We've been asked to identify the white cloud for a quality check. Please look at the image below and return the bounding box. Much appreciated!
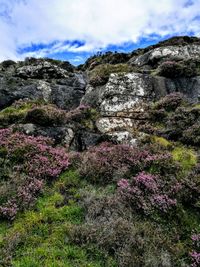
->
[0,0,200,61]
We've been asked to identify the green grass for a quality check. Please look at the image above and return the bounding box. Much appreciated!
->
[172,146,197,171]
[152,136,172,148]
[88,63,132,86]
[0,170,116,267]
[0,100,43,126]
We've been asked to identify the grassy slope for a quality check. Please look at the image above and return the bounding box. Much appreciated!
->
[0,170,116,267]
[0,94,200,266]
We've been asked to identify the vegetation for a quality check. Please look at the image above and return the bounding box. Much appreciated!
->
[88,63,134,86]
[142,93,200,146]
[0,93,200,266]
[157,60,200,78]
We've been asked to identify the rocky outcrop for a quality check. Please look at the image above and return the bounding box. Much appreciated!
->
[82,69,200,144]
[0,59,86,110]
[1,36,200,147]
[130,45,200,66]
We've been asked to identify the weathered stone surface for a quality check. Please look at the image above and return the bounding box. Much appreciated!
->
[130,45,200,66]
[0,60,86,110]
[50,73,86,110]
[96,117,134,133]
[15,61,67,79]
[106,131,148,145]
[82,72,153,112]
[16,123,69,144]
[152,76,200,101]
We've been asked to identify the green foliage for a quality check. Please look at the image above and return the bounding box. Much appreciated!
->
[88,63,133,86]
[1,92,200,266]
[157,60,199,78]
[0,101,37,126]
[80,108,100,130]
[151,136,172,148]
[25,104,66,126]
[0,170,115,267]
[172,146,197,171]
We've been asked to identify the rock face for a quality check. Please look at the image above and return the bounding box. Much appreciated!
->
[1,36,200,148]
[0,58,86,110]
[130,45,200,66]
[82,72,200,144]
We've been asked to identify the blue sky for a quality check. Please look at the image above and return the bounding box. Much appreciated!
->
[0,0,200,65]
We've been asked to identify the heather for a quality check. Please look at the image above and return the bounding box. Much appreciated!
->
[0,78,200,267]
[1,121,200,265]
[0,128,69,219]
[141,93,200,146]
[72,142,173,184]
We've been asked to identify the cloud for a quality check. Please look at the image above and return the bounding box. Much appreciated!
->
[0,0,200,61]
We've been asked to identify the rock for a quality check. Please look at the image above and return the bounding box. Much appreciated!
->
[152,76,200,101]
[106,131,138,145]
[0,79,44,109]
[130,45,200,66]
[15,123,69,144]
[96,117,134,133]
[15,60,67,79]
[63,128,75,146]
[36,81,52,102]
[0,59,86,110]
[50,73,86,110]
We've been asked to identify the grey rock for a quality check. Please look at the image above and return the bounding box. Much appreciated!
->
[130,45,200,66]
[0,60,86,110]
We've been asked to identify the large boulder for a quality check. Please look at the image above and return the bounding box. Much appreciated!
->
[82,69,200,144]
[0,59,86,110]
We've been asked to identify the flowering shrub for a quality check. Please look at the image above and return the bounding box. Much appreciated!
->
[158,60,197,78]
[153,92,185,112]
[0,99,92,129]
[182,122,200,146]
[165,106,200,142]
[118,172,180,214]
[190,232,200,267]
[65,104,91,123]
[0,128,69,219]
[73,142,172,184]
[190,252,200,267]
[26,103,93,126]
[146,94,200,146]
[25,104,66,126]
[158,61,184,78]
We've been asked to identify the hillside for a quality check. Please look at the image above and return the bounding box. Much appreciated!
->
[0,36,200,266]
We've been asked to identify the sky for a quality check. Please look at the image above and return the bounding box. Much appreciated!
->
[0,0,200,65]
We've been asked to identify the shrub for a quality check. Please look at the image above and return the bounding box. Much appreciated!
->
[25,105,66,126]
[147,95,200,146]
[73,142,171,184]
[189,232,200,267]
[151,136,172,148]
[88,63,131,86]
[153,92,185,112]
[158,60,197,78]
[1,60,16,69]
[0,174,114,267]
[82,51,130,71]
[0,100,39,127]
[182,123,200,146]
[118,172,179,215]
[71,218,177,267]
[0,128,69,219]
